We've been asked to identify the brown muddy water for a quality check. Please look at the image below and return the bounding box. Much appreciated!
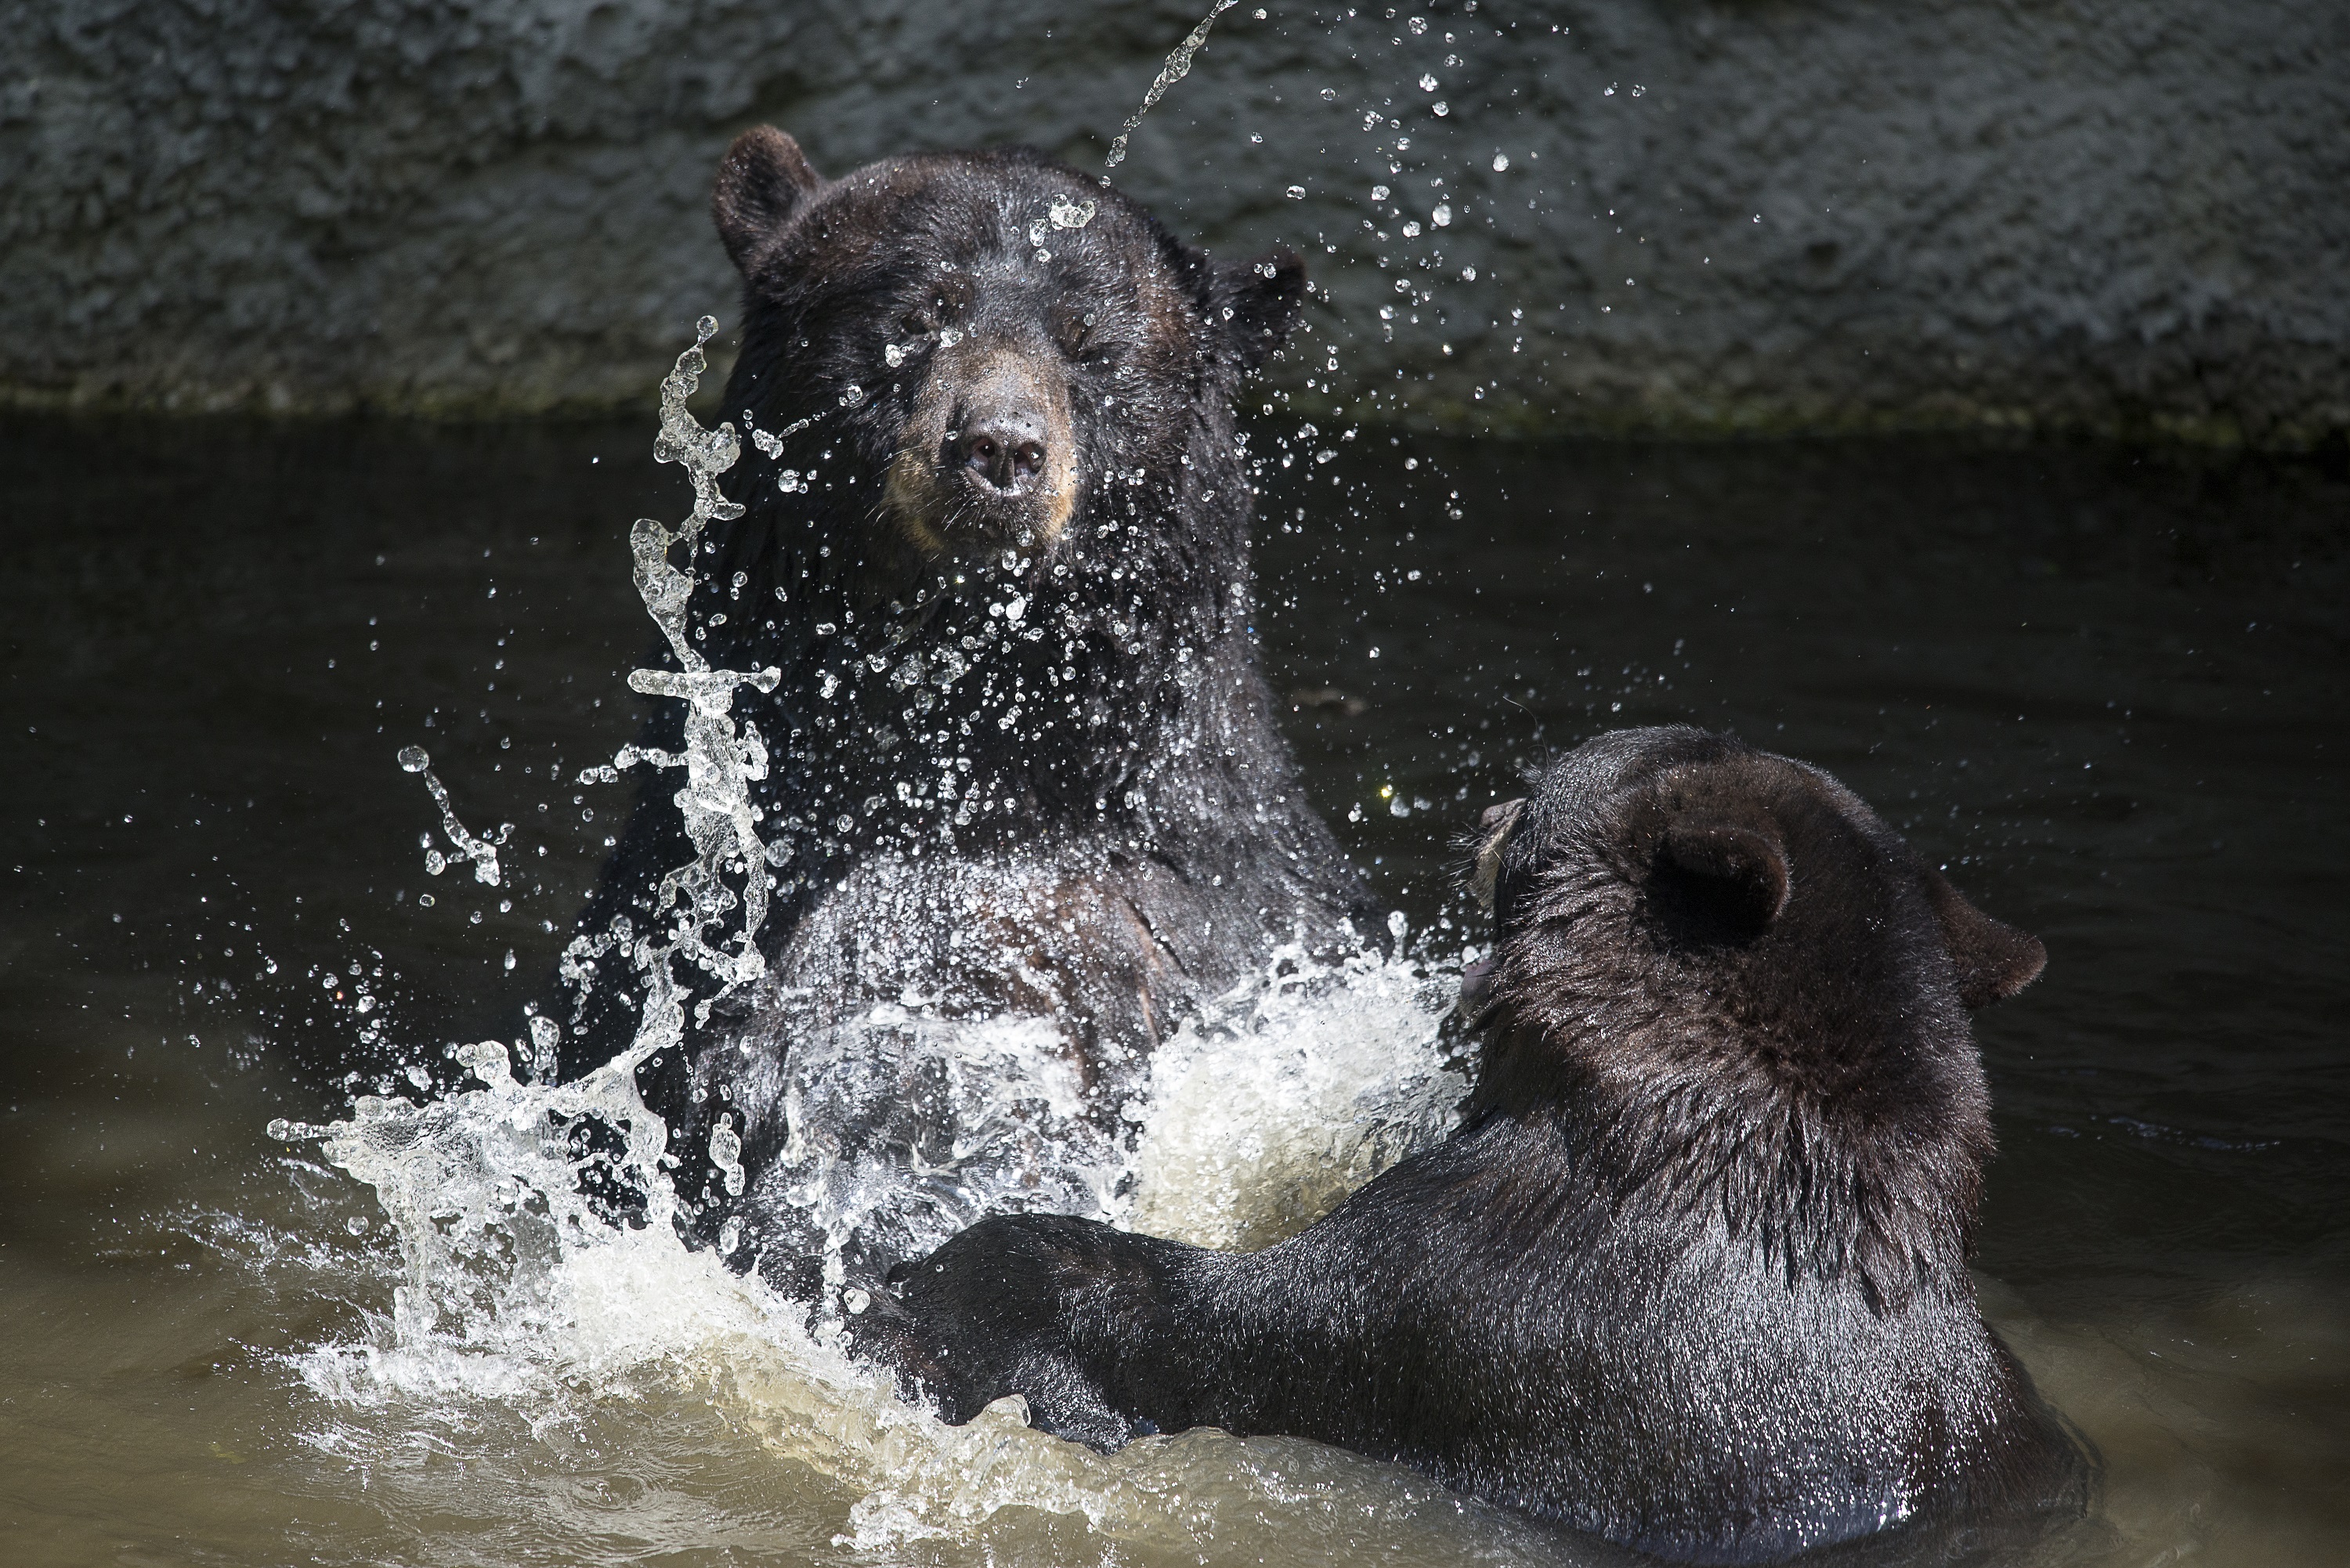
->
[2,414,2344,1566]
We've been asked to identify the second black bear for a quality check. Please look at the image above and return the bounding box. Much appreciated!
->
[860,728,2089,1563]
[562,129,1370,1274]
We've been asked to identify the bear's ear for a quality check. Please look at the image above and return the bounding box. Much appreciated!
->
[1923,869,2046,1008]
[1651,814,1791,943]
[1209,249,1307,370]
[713,127,823,276]
[1469,797,1527,915]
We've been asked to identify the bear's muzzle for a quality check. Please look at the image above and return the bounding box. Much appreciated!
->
[885,338,1076,556]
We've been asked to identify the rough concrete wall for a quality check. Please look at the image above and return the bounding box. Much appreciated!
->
[3,0,2343,443]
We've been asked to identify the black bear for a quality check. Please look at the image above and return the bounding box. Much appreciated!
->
[859,727,2090,1563]
[562,128,1369,1276]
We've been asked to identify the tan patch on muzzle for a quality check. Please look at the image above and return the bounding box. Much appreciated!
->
[883,339,1076,558]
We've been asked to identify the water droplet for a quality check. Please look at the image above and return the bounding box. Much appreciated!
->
[1285,185,1307,200]
[1492,153,1509,172]
[398,746,429,772]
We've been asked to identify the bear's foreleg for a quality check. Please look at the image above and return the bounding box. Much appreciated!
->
[859,1212,1224,1449]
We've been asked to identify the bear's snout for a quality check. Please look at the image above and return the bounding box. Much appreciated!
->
[949,407,1050,495]
[885,341,1076,555]
[940,348,1065,508]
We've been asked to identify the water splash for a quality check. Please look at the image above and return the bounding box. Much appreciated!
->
[270,316,1472,1549]
[396,745,507,886]
[1029,194,1101,247]
[598,314,780,1001]
[280,319,783,1338]
[270,939,1465,1553]
[772,1025,1096,1295]
[294,991,685,1347]
[1126,939,1464,1251]
[1104,0,1238,172]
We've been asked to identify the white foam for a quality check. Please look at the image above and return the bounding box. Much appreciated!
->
[1125,939,1465,1251]
[268,944,1459,1548]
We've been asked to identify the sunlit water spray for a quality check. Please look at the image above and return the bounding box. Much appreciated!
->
[263,320,1470,1547]
[1104,0,1238,172]
[396,745,508,887]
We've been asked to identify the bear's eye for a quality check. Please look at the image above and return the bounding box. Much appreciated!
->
[916,276,973,331]
[1061,311,1111,363]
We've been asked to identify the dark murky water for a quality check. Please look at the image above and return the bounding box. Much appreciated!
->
[2,414,2344,1564]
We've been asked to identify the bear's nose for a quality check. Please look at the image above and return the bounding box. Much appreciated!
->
[951,417,1048,494]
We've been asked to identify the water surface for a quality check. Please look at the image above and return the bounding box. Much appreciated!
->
[2,415,2343,1564]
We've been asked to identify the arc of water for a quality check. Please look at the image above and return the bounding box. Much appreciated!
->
[613,316,782,1000]
[294,320,785,1274]
[1104,0,1238,172]
[396,316,781,1050]
[398,745,506,886]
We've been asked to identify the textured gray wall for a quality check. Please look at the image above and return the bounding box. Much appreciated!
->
[4,0,2344,443]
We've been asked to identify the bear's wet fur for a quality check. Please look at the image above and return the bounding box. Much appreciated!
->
[562,129,1369,1271]
[859,727,2090,1563]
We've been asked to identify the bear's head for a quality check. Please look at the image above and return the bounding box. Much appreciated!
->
[667,128,1324,869]
[709,126,1303,569]
[1462,727,2046,1309]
